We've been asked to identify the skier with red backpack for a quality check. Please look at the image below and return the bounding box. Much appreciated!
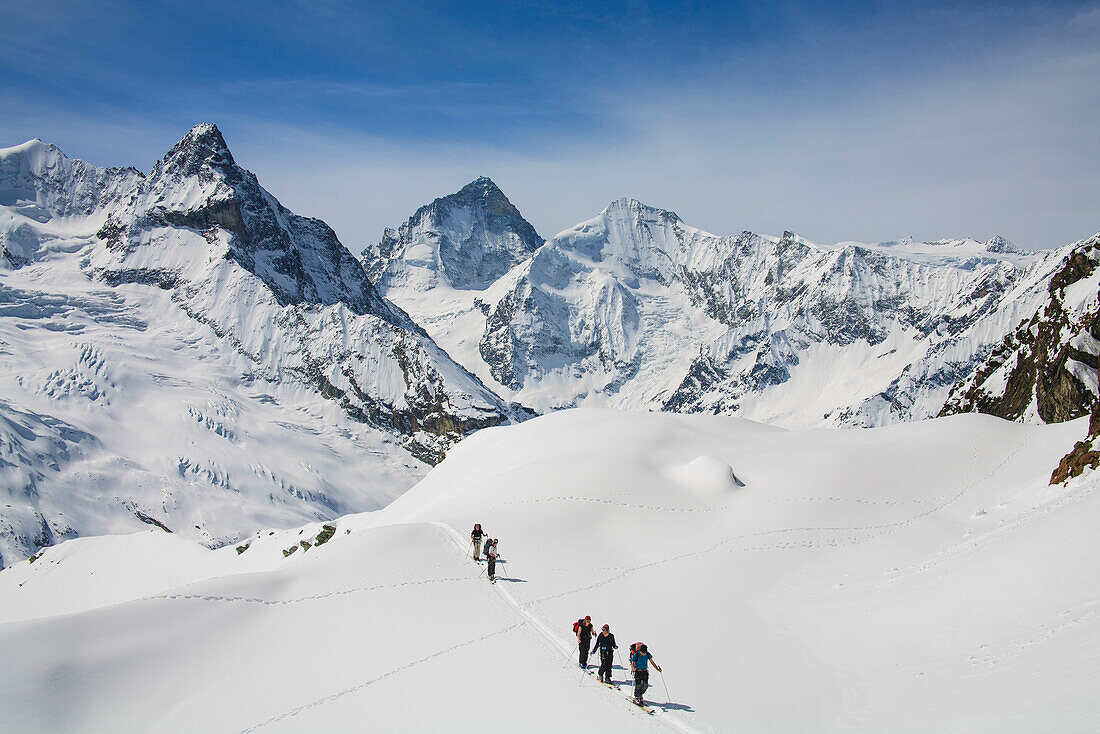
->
[628,642,661,705]
[573,615,595,668]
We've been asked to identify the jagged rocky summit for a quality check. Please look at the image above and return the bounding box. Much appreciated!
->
[0,124,524,567]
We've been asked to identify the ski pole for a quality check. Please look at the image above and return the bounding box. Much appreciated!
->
[659,668,671,703]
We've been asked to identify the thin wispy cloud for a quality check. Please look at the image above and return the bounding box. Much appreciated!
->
[1,1,1095,250]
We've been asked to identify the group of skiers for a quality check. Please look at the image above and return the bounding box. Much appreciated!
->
[574,615,662,706]
[470,523,663,708]
[470,523,500,581]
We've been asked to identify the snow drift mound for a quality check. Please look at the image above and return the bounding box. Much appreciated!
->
[666,455,744,492]
[2,409,1099,733]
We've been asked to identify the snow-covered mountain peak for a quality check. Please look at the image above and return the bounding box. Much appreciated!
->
[451,176,516,212]
[0,137,142,224]
[546,197,704,286]
[1,138,54,164]
[157,122,235,177]
[985,234,1021,254]
[364,176,543,292]
[601,196,682,225]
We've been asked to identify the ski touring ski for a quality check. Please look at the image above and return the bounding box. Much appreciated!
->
[626,696,656,714]
[587,670,617,689]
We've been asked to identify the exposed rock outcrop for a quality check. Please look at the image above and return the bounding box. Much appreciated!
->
[942,234,1100,424]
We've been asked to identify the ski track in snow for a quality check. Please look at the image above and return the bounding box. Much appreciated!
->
[428,521,705,734]
[144,576,477,606]
[967,599,1100,667]
[237,620,528,733]
[524,428,1035,607]
[499,494,927,513]
[886,473,1097,581]
[498,496,718,512]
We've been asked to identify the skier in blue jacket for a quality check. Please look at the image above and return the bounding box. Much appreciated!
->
[629,643,661,705]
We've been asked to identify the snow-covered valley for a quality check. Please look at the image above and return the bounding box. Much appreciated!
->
[2,409,1097,733]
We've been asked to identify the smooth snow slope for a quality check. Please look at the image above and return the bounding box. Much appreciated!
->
[2,409,1098,733]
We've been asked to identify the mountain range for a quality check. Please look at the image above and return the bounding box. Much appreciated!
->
[361,175,1098,430]
[1,122,1097,566]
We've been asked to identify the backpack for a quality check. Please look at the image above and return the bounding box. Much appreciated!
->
[573,620,583,634]
[629,642,646,659]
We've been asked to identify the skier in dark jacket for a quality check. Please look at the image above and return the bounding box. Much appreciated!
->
[471,523,484,561]
[629,643,661,705]
[590,624,617,683]
[575,615,595,668]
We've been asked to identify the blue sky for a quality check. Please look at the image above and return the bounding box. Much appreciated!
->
[2,1,1097,250]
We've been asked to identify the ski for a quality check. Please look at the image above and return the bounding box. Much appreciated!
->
[587,670,617,688]
[626,696,656,714]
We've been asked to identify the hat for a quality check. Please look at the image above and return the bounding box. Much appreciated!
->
[585,615,591,621]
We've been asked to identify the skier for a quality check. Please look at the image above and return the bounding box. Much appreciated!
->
[629,643,661,705]
[573,615,595,669]
[486,538,499,582]
[471,523,484,561]
[590,623,617,683]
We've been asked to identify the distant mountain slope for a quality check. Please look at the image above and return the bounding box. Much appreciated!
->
[365,188,1072,427]
[0,125,523,567]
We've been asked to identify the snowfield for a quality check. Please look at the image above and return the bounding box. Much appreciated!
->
[3,409,1098,733]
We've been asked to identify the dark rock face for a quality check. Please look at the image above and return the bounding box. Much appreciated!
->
[941,235,1100,424]
[663,355,728,413]
[366,176,543,291]
[1051,408,1100,484]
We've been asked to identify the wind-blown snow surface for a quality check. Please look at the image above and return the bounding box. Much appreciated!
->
[3,410,1097,733]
